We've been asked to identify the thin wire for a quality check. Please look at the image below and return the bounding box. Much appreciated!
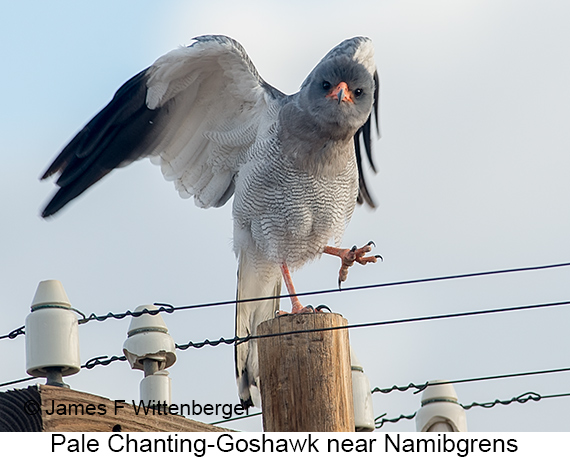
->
[223,393,570,429]
[7,295,568,350]
[175,298,570,350]
[461,391,570,410]
[203,369,570,426]
[3,297,570,389]
[78,303,176,324]
[374,390,570,429]
[0,375,37,389]
[3,260,570,341]
[372,366,570,395]
[0,326,25,341]
[375,412,418,429]
[210,412,262,425]
[69,260,570,322]
[195,390,570,428]
[0,355,129,389]
[82,355,127,369]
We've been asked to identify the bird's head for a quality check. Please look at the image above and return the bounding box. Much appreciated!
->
[299,37,376,139]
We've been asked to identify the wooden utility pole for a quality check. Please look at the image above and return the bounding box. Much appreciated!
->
[257,312,354,432]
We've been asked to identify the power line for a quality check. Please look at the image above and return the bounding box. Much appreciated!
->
[6,294,570,350]
[211,372,570,427]
[210,412,262,425]
[83,355,127,369]
[0,326,24,341]
[375,411,418,429]
[209,391,570,429]
[372,367,570,395]
[462,391,570,410]
[0,376,37,389]
[3,260,570,341]
[66,260,570,323]
[0,355,128,389]
[3,297,570,389]
[3,362,570,431]
[174,297,570,350]
[374,390,570,429]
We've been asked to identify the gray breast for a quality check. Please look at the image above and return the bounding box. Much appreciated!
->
[232,128,358,269]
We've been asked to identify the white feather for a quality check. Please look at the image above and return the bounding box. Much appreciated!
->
[143,36,279,209]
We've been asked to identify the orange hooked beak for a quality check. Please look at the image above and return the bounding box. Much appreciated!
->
[326,82,354,104]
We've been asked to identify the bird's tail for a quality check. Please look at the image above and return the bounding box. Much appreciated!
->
[235,253,281,408]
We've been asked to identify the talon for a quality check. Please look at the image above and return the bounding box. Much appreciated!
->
[316,304,332,313]
[376,254,383,261]
[324,241,381,286]
[280,304,315,315]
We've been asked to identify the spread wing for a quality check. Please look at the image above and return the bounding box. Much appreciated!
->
[41,35,285,217]
[354,69,380,208]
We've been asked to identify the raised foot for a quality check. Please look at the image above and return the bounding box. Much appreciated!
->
[324,241,382,288]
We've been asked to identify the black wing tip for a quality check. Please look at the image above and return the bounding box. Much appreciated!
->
[40,169,53,181]
[357,192,377,209]
[354,123,378,209]
[40,195,65,218]
[240,396,254,410]
[40,208,52,219]
[40,153,69,182]
[39,69,153,219]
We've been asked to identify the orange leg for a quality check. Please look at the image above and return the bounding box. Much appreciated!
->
[324,241,381,287]
[278,263,313,314]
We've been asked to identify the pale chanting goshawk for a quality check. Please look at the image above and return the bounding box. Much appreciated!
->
[41,35,380,408]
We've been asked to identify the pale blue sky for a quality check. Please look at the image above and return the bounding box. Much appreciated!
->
[2,0,570,432]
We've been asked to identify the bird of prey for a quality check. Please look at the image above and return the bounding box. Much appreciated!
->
[40,35,380,408]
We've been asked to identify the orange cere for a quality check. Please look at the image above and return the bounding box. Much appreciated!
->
[326,81,354,103]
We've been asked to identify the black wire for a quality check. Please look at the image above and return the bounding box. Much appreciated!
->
[209,412,262,425]
[3,297,570,390]
[7,294,569,351]
[210,391,570,428]
[3,260,570,341]
[375,412,418,429]
[0,326,25,341]
[175,298,570,350]
[461,391,570,410]
[0,355,129,389]
[78,303,176,324]
[372,366,570,395]
[374,390,570,429]
[82,355,127,369]
[205,390,570,428]
[0,375,37,389]
[68,260,570,323]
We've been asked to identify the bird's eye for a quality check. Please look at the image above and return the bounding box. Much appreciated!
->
[322,81,331,91]
[354,88,363,97]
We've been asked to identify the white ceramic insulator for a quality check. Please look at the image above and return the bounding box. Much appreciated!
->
[140,370,171,404]
[351,347,375,432]
[415,380,468,432]
[25,280,80,377]
[123,304,176,371]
